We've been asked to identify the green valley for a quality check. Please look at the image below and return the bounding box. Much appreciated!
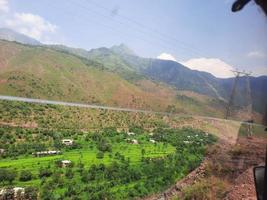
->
[0,113,216,199]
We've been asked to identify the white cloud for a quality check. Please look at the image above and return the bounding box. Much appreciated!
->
[181,58,234,78]
[247,51,266,58]
[5,12,57,42]
[157,53,177,62]
[0,0,9,13]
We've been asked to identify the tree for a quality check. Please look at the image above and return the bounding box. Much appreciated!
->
[96,151,104,159]
[0,168,16,183]
[24,187,38,200]
[65,168,74,179]
[39,167,52,178]
[5,171,16,184]
[141,149,145,157]
[52,171,64,187]
[19,170,32,181]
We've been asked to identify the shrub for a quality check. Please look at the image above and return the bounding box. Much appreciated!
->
[182,177,227,200]
[24,187,38,200]
[39,167,52,178]
[96,151,104,159]
[65,168,74,179]
[0,168,16,183]
[19,170,32,181]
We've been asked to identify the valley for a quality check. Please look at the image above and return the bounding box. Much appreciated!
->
[0,99,217,199]
[0,27,266,200]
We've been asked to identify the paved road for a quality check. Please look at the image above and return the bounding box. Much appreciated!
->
[0,95,167,115]
[0,95,258,126]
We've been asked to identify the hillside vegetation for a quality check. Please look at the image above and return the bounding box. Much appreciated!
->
[0,40,229,118]
[49,42,267,115]
[0,99,220,200]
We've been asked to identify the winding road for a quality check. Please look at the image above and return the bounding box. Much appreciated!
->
[0,95,167,114]
[0,95,257,126]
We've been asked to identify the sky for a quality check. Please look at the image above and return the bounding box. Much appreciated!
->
[0,0,266,78]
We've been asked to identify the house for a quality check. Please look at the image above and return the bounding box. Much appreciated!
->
[61,160,72,167]
[13,187,25,197]
[183,141,192,144]
[0,187,25,199]
[131,139,138,144]
[149,139,156,143]
[62,139,74,146]
[33,150,61,157]
[0,149,4,154]
[125,138,138,144]
[127,132,135,136]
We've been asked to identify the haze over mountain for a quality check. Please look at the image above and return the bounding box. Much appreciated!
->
[49,41,267,114]
[0,28,41,46]
[0,28,266,117]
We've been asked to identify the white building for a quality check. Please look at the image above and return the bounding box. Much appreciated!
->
[183,141,192,144]
[149,139,156,143]
[62,139,74,146]
[0,187,25,198]
[61,160,72,167]
[127,132,135,136]
[131,139,138,144]
[33,150,61,157]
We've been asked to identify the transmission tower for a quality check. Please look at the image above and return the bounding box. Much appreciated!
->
[225,70,252,120]
[263,105,267,131]
[245,71,252,121]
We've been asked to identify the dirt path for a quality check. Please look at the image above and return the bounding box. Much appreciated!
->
[224,166,258,200]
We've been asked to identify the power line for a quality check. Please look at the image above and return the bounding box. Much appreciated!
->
[86,0,208,58]
[45,1,196,60]
[66,0,200,59]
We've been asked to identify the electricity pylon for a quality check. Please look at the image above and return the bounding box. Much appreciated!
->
[245,71,252,121]
[225,70,252,120]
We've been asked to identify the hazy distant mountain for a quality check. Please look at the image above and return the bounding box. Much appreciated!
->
[49,44,146,82]
[0,28,264,114]
[0,28,41,45]
[82,44,267,113]
[0,39,230,119]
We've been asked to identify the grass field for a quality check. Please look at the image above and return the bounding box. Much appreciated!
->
[0,124,216,199]
[0,140,175,175]
[0,98,222,199]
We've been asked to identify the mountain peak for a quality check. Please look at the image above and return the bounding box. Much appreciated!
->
[110,43,135,55]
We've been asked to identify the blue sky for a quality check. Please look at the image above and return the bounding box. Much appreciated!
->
[0,0,266,77]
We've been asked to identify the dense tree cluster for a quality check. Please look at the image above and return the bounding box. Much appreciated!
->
[0,126,216,199]
[0,169,16,184]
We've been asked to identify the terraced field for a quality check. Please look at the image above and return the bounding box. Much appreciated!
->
[0,122,216,199]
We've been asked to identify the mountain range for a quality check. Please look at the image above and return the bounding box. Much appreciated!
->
[0,28,266,121]
[49,43,267,114]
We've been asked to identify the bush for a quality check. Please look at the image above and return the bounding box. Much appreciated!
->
[0,168,16,183]
[24,187,38,200]
[96,151,104,159]
[39,167,52,178]
[182,177,227,200]
[65,168,74,179]
[19,170,32,181]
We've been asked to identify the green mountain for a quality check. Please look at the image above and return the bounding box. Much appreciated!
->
[0,39,230,118]
[0,28,265,117]
[83,45,267,114]
[49,44,145,82]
